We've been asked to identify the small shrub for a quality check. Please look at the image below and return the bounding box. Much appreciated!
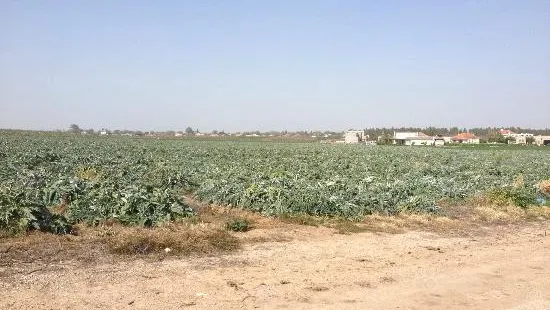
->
[225,217,252,232]
[539,180,550,197]
[487,185,537,208]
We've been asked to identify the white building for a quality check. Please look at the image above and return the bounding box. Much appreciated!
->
[393,132,422,140]
[499,129,533,139]
[393,132,435,145]
[344,130,366,144]
[404,136,436,146]
[434,138,445,147]
[534,135,550,146]
[513,133,534,138]
[513,136,527,145]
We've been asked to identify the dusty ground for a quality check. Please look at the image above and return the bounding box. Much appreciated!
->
[1,219,549,310]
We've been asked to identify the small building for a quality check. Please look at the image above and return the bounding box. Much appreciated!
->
[498,129,516,137]
[405,136,436,146]
[499,129,534,139]
[513,136,527,145]
[452,132,480,144]
[393,132,433,145]
[344,130,366,144]
[394,132,423,140]
[534,135,550,146]
[434,138,445,147]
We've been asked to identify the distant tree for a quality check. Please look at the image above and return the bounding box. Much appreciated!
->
[488,133,507,143]
[69,124,82,133]
[185,127,194,135]
[377,134,393,145]
[425,126,437,136]
[526,136,535,144]
[85,128,94,135]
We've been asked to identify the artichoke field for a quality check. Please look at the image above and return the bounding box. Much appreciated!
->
[1,132,549,234]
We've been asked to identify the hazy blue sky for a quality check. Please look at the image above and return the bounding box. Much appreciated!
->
[1,0,549,132]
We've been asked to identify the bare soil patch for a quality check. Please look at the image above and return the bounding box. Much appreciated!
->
[1,202,550,309]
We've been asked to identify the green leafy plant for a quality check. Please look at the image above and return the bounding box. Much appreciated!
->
[488,186,537,208]
[1,132,550,232]
[225,217,252,232]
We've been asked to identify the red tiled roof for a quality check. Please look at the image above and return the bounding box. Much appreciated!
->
[499,129,515,135]
[453,132,477,140]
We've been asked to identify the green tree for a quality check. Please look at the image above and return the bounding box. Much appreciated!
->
[185,127,194,135]
[69,124,82,133]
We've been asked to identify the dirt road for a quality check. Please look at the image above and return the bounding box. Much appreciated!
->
[1,222,549,310]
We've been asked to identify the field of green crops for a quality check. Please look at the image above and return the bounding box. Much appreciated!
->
[1,132,550,234]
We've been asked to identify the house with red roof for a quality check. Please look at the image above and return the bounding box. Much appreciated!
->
[498,129,516,137]
[452,132,480,144]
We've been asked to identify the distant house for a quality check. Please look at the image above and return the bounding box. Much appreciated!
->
[393,132,425,141]
[434,137,445,147]
[452,132,479,144]
[393,132,435,146]
[499,129,533,139]
[498,129,516,137]
[534,135,550,146]
[407,136,436,146]
[344,130,366,144]
[513,136,527,145]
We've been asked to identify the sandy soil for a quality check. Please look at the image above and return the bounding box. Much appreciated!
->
[1,222,549,310]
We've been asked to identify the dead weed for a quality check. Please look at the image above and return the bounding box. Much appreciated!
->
[105,225,240,256]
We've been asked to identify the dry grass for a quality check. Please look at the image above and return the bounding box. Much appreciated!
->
[270,200,550,236]
[0,228,107,273]
[539,180,550,196]
[359,213,455,234]
[105,225,240,255]
[2,195,549,276]
[0,200,265,272]
[243,234,292,243]
[331,221,371,235]
[331,199,550,236]
[0,222,241,270]
[277,214,325,226]
[461,197,550,222]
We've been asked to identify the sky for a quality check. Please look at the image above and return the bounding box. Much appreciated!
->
[1,0,549,132]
